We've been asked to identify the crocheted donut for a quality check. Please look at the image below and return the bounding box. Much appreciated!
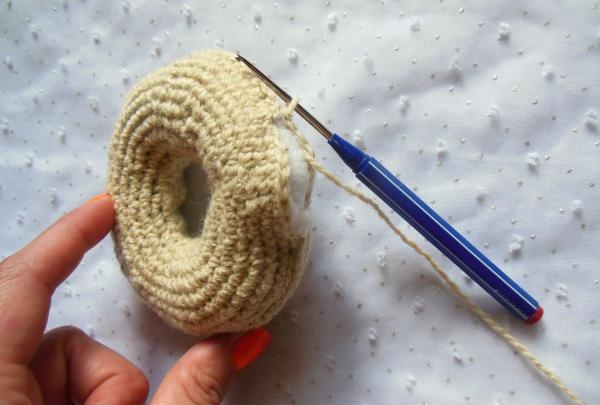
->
[107,50,314,336]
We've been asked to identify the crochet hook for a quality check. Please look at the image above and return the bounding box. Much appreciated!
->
[235,55,543,324]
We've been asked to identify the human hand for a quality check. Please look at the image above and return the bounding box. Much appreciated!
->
[0,193,270,405]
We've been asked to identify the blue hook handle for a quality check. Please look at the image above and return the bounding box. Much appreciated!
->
[328,134,543,323]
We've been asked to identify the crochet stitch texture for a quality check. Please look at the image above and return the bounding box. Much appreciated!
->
[107,50,313,335]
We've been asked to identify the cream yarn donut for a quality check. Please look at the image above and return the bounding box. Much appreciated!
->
[107,50,314,336]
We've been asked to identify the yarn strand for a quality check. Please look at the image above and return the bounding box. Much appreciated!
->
[279,99,585,405]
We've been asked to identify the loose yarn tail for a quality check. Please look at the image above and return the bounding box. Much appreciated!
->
[278,99,585,405]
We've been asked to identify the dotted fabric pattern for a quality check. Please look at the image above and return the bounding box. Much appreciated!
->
[107,50,313,336]
[0,1,599,404]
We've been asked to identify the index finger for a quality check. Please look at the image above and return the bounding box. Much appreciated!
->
[0,194,114,363]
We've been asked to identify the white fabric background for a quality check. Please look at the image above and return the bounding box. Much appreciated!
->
[1,1,599,404]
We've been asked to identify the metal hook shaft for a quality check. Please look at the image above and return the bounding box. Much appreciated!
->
[235,54,333,140]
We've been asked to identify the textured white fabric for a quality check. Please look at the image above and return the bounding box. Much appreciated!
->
[1,1,599,404]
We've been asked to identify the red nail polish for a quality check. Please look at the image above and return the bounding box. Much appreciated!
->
[85,192,109,205]
[231,328,271,371]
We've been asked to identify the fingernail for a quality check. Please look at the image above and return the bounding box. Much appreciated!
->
[85,192,109,205]
[231,328,271,371]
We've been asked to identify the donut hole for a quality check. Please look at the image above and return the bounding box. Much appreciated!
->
[180,162,211,236]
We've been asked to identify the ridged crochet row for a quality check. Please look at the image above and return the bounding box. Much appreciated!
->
[107,50,312,335]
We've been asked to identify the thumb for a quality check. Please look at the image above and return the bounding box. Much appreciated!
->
[151,328,270,405]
